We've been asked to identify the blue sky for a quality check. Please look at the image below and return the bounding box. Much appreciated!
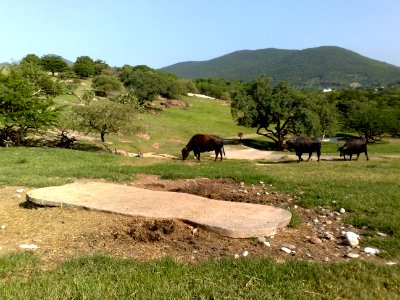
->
[1,0,399,68]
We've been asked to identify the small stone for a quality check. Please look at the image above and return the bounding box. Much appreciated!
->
[243,190,248,194]
[325,220,332,225]
[281,247,292,254]
[377,232,387,237]
[265,192,270,195]
[323,257,331,262]
[346,252,359,258]
[309,236,323,244]
[234,253,240,259]
[282,244,296,250]
[257,236,267,243]
[364,247,380,255]
[256,192,261,196]
[259,181,264,185]
[313,218,319,223]
[344,231,359,247]
[324,233,335,240]
[339,208,346,214]
[293,205,298,209]
[19,244,39,249]
[16,188,25,193]
[332,200,337,204]
[386,262,397,266]
[242,250,249,257]
[0,225,6,230]
[263,241,271,247]
[240,182,245,186]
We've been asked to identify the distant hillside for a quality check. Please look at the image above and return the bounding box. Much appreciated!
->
[160,46,400,89]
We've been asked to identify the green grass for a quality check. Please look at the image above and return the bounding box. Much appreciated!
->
[1,254,398,300]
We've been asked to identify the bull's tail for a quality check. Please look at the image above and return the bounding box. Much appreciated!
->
[222,145,226,157]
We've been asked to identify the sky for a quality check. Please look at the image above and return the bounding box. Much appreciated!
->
[1,0,400,69]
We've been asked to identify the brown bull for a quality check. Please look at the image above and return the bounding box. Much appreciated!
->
[285,137,321,163]
[182,134,225,161]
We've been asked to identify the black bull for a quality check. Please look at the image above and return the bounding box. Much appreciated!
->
[337,139,369,161]
[182,134,225,161]
[285,137,321,163]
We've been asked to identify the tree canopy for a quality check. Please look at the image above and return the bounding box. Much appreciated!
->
[231,76,336,149]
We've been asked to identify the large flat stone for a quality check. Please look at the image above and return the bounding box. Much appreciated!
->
[26,182,291,238]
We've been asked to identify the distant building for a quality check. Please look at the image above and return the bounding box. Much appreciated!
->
[323,88,332,92]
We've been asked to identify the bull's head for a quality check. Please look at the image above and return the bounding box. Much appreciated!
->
[337,144,345,157]
[283,139,295,150]
[181,147,190,160]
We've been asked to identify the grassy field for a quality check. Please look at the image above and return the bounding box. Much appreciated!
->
[1,94,399,299]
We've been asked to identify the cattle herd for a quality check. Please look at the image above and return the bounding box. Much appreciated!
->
[182,134,369,163]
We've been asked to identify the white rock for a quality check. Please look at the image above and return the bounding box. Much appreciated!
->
[263,241,271,247]
[242,250,249,257]
[339,208,346,214]
[377,232,387,237]
[281,247,292,254]
[257,236,266,243]
[19,244,39,249]
[259,181,264,185]
[344,231,359,247]
[282,244,296,250]
[294,205,298,209]
[0,224,6,230]
[364,247,380,255]
[16,188,25,193]
[234,253,240,259]
[386,261,397,266]
[346,253,359,258]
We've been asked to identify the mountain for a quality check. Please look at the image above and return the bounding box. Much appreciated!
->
[160,46,400,88]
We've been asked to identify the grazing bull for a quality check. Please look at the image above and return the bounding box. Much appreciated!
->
[337,138,369,161]
[182,134,225,161]
[285,137,321,163]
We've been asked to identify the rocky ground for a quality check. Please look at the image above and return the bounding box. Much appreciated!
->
[0,174,392,270]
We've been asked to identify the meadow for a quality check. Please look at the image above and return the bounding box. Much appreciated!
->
[0,94,399,299]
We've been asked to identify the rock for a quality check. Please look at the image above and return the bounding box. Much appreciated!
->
[324,232,335,241]
[386,262,397,266]
[339,208,346,214]
[346,252,360,258]
[234,253,240,259]
[257,236,266,243]
[263,241,271,247]
[242,250,249,257]
[309,236,323,244]
[377,232,387,237]
[16,188,25,193]
[0,224,6,230]
[364,247,380,255]
[344,231,359,247]
[282,244,296,250]
[19,244,39,249]
[281,247,292,254]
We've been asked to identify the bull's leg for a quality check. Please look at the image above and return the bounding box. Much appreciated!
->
[214,150,218,161]
[349,154,353,161]
[306,152,312,161]
[316,150,321,162]
[296,152,302,163]
[365,151,369,160]
[356,153,360,160]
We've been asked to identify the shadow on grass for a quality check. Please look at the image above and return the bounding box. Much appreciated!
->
[223,138,276,150]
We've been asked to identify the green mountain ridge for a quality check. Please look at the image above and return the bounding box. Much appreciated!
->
[160,46,400,88]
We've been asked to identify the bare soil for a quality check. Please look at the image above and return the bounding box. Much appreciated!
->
[0,174,389,269]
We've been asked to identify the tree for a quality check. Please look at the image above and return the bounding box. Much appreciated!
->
[0,68,60,146]
[40,55,68,75]
[91,75,123,97]
[231,77,335,150]
[73,56,95,78]
[72,99,140,142]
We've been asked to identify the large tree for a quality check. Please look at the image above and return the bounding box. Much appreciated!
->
[72,97,140,143]
[40,55,68,76]
[73,56,95,78]
[91,75,123,97]
[0,68,60,146]
[231,76,335,149]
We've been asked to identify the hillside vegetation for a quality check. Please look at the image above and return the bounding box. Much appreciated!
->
[160,46,400,89]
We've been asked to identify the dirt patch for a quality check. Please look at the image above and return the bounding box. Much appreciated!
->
[0,176,391,269]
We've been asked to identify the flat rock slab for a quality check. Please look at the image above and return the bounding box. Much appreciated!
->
[26,182,291,238]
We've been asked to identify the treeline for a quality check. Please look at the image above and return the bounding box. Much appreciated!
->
[1,54,399,150]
